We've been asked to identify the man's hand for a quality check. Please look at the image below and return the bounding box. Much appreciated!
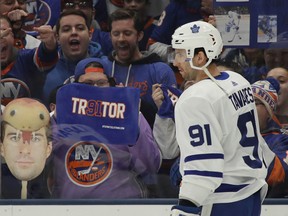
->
[152,83,164,109]
[7,9,27,22]
[34,25,57,51]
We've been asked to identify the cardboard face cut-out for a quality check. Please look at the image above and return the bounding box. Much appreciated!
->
[1,98,52,182]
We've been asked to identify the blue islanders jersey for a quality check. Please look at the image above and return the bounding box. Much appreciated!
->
[175,71,268,205]
[149,0,203,45]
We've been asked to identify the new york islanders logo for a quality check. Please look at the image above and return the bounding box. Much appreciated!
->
[66,141,113,187]
[1,78,31,106]
[22,0,51,34]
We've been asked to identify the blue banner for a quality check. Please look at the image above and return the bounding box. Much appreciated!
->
[56,83,140,146]
[214,0,288,48]
[23,0,60,36]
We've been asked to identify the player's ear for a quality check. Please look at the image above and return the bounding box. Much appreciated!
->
[196,51,206,64]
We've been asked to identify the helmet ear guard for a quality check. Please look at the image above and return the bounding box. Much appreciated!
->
[172,21,223,69]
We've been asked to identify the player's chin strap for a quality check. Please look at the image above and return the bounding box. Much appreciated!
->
[191,60,229,96]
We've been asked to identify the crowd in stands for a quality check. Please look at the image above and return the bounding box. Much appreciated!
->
[1,0,288,201]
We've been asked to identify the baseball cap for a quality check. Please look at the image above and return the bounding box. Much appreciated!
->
[74,58,108,81]
[251,77,280,117]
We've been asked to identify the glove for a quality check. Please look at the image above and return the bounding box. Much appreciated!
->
[170,204,201,216]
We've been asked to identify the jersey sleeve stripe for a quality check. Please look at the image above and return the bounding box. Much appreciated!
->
[215,183,249,193]
[184,170,223,178]
[184,153,224,162]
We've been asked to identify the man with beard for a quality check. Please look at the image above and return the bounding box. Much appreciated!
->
[102,8,177,129]
[123,0,157,51]
[1,15,58,105]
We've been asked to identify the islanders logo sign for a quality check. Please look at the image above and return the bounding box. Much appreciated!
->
[65,141,113,187]
[1,78,31,106]
[23,0,60,35]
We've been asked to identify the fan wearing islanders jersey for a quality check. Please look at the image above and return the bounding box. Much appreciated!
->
[1,15,58,105]
[251,78,288,198]
[170,21,269,216]
[50,57,161,198]
[103,8,177,128]
[147,0,204,62]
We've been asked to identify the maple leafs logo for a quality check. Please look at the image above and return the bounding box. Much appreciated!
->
[191,24,200,33]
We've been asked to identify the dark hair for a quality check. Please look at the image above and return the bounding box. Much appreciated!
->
[108,77,117,87]
[55,9,91,34]
[48,84,65,106]
[194,47,220,64]
[60,0,93,11]
[108,8,144,32]
[85,61,103,69]
[123,0,150,4]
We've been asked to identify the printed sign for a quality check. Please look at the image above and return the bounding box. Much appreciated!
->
[56,83,140,146]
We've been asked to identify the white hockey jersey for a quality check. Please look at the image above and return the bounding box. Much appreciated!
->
[175,71,268,206]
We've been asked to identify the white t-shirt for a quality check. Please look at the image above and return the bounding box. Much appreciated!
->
[25,34,41,49]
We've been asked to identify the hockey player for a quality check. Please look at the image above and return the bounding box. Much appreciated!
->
[225,10,241,42]
[258,16,275,42]
[170,21,269,216]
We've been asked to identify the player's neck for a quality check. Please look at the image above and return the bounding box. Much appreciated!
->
[197,64,220,82]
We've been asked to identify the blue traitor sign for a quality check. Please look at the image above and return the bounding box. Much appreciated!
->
[56,83,140,146]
